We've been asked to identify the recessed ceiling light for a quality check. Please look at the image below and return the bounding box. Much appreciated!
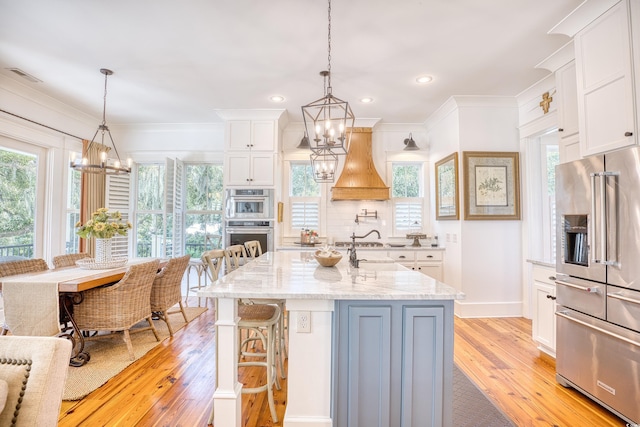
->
[416,75,433,84]
[270,95,285,102]
[360,97,374,103]
[6,67,42,83]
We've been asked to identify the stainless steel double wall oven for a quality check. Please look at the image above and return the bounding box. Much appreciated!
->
[556,146,640,424]
[224,189,274,252]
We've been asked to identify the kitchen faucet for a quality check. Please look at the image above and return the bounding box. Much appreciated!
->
[347,229,381,268]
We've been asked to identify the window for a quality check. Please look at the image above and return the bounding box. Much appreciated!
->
[65,166,81,254]
[135,163,167,257]
[0,146,38,258]
[391,163,423,234]
[184,163,224,258]
[541,138,559,261]
[289,162,320,232]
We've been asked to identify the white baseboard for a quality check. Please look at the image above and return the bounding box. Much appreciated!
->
[454,300,522,318]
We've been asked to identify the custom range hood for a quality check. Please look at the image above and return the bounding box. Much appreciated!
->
[331,127,390,201]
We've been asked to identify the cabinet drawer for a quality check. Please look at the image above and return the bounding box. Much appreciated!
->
[533,265,556,284]
[387,251,415,263]
[416,251,443,262]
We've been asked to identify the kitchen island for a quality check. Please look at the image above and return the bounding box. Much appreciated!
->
[198,251,464,427]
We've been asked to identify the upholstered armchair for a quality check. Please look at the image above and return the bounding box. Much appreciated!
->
[0,335,72,427]
[150,255,190,336]
[73,259,161,360]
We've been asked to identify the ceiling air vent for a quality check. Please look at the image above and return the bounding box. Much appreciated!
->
[6,68,42,83]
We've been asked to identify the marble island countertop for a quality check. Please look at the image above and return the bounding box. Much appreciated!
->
[277,244,445,252]
[198,251,463,301]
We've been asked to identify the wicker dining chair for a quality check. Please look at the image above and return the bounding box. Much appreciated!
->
[73,259,161,360]
[0,258,50,335]
[244,240,263,259]
[150,254,190,336]
[52,253,90,268]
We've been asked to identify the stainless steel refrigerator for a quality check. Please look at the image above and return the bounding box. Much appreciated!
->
[555,145,640,425]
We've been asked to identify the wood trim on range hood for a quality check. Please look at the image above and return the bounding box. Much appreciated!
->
[331,127,390,201]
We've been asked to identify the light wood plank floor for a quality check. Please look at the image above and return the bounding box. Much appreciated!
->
[59,301,626,426]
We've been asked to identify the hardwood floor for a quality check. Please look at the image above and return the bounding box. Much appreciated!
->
[59,301,626,426]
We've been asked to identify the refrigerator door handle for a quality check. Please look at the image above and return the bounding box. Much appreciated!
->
[590,173,604,264]
[608,292,640,306]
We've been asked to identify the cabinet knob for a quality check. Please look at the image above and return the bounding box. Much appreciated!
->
[548,276,556,281]
[625,132,633,137]
[546,295,557,300]
[427,255,433,258]
[558,128,564,132]
[246,144,251,148]
[399,255,406,259]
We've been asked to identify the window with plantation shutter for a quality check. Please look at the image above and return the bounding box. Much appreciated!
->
[391,162,424,235]
[106,173,131,258]
[287,161,323,236]
[291,200,319,230]
[394,200,422,231]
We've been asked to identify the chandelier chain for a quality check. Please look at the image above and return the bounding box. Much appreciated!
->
[101,71,109,126]
[327,0,332,88]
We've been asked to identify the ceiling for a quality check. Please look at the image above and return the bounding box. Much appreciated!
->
[0,0,581,126]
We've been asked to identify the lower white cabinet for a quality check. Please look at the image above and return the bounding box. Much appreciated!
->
[388,250,444,281]
[531,265,557,357]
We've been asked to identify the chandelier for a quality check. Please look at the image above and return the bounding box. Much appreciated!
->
[310,147,339,183]
[301,0,354,182]
[70,68,131,175]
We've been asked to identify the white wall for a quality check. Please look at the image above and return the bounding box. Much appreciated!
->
[425,96,523,318]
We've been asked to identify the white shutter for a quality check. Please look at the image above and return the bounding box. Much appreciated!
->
[164,158,175,257]
[173,159,184,257]
[291,200,319,230]
[106,173,131,258]
[394,200,422,231]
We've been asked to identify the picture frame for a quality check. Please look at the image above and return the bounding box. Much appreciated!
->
[463,151,520,220]
[435,152,459,220]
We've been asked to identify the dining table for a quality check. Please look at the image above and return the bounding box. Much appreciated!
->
[0,257,165,366]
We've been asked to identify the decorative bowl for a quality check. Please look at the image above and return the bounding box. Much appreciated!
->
[314,249,343,267]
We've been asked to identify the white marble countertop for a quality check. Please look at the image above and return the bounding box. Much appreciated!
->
[277,244,445,252]
[198,251,464,301]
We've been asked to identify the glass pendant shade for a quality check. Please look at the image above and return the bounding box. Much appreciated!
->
[310,147,339,183]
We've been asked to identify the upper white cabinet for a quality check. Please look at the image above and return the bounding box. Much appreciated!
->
[224,120,278,186]
[226,120,277,152]
[557,60,582,163]
[575,0,636,156]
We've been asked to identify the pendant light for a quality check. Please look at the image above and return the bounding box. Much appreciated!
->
[70,68,131,175]
[301,0,355,180]
[310,147,339,183]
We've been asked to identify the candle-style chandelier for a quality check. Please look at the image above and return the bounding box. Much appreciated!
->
[70,68,131,175]
[301,0,355,182]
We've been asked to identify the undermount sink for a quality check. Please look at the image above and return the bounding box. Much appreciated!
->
[357,259,406,271]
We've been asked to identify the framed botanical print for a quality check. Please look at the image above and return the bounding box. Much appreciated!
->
[435,152,459,220]
[463,151,520,220]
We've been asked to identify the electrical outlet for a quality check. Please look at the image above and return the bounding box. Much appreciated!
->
[297,311,311,333]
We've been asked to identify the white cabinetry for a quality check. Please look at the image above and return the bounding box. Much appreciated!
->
[531,264,557,357]
[556,60,582,163]
[575,0,636,156]
[388,250,444,281]
[224,120,277,186]
[225,152,275,186]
